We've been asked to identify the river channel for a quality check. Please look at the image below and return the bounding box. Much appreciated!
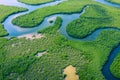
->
[0,0,120,80]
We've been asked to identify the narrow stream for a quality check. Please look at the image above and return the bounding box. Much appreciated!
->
[0,0,120,80]
[102,45,120,80]
[0,0,65,37]
[95,0,120,80]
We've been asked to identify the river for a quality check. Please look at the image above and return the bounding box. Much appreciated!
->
[0,0,120,80]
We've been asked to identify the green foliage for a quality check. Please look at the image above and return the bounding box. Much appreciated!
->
[18,0,53,5]
[70,30,120,80]
[0,5,27,37]
[110,53,120,78]
[0,5,27,23]
[0,38,8,48]
[66,4,120,38]
[0,0,120,80]
[3,56,35,75]
[38,17,62,34]
[0,24,8,37]
[12,0,94,27]
[1,17,120,80]
[0,38,8,80]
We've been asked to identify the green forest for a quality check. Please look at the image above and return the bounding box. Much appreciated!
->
[0,0,120,80]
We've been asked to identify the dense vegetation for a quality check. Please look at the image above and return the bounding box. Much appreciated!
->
[66,4,120,38]
[18,0,53,5]
[106,0,120,4]
[0,5,27,23]
[110,53,120,78]
[0,5,27,36]
[0,17,120,80]
[12,0,95,27]
[0,0,120,80]
[0,24,8,37]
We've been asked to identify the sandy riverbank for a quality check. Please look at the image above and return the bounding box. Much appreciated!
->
[18,33,44,40]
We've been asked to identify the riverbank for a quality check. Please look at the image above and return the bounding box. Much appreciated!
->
[0,5,27,37]
[110,52,120,78]
[18,33,44,40]
[12,0,94,27]
[0,0,120,80]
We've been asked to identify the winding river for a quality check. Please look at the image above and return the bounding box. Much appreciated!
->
[0,0,120,80]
